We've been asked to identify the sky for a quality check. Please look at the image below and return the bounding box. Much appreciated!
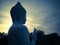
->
[0,0,60,35]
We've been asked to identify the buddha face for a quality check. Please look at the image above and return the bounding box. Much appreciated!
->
[19,15,26,24]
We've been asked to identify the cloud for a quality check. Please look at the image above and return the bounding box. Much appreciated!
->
[0,12,5,24]
[39,0,60,35]
[0,0,60,34]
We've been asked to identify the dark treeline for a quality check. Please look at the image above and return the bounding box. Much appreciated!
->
[35,30,60,45]
[0,30,60,45]
[0,32,8,45]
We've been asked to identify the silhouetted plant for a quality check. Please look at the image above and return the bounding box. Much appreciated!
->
[0,32,8,45]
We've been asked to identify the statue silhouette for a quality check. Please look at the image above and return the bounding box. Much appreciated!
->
[8,2,30,45]
[31,28,37,45]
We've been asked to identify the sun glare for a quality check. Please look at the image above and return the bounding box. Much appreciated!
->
[0,10,35,33]
[0,2,40,33]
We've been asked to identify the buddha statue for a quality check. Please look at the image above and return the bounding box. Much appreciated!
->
[8,2,30,45]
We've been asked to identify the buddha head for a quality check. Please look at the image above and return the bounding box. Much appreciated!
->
[10,2,26,24]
